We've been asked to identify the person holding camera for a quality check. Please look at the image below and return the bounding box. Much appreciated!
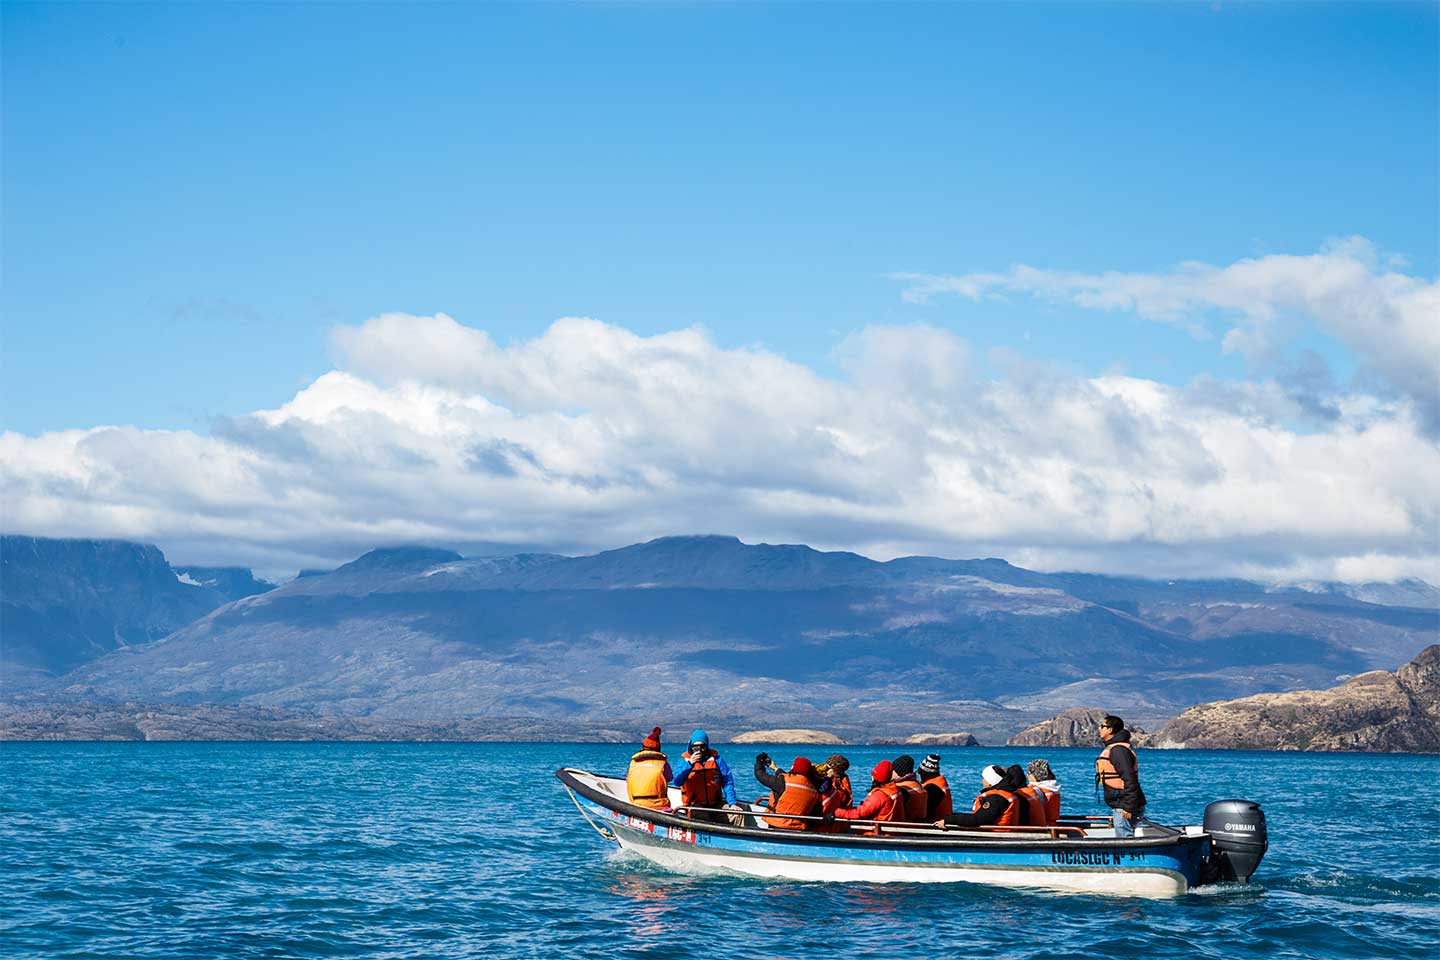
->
[670,729,738,823]
[753,753,823,830]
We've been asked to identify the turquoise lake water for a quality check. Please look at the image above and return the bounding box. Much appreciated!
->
[3,742,1438,958]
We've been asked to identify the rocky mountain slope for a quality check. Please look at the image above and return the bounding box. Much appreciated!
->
[31,535,1434,742]
[1,535,273,682]
[1149,644,1439,752]
[1007,708,1151,747]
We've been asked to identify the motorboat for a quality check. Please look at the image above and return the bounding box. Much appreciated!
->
[556,767,1267,897]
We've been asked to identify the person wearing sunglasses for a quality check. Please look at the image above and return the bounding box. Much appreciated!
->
[1096,714,1146,837]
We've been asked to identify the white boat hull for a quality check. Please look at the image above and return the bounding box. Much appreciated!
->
[560,768,1205,897]
[612,821,1188,895]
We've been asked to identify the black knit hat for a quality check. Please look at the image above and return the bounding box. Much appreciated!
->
[892,754,915,777]
[918,754,941,778]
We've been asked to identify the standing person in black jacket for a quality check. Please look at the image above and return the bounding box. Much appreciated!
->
[1096,714,1146,837]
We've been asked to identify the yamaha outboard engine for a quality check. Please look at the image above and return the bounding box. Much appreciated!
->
[1201,799,1268,883]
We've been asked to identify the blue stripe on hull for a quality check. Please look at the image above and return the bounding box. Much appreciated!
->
[580,796,1205,891]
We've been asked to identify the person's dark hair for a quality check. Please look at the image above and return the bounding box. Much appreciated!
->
[1004,764,1028,790]
[1102,714,1125,732]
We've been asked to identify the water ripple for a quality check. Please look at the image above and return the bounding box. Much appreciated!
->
[2,742,1437,959]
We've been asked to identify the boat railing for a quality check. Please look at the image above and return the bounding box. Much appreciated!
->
[670,805,1086,839]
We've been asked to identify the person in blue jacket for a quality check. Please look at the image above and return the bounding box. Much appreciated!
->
[671,728,738,822]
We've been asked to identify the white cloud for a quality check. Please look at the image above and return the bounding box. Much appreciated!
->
[893,237,1440,433]
[3,310,1437,584]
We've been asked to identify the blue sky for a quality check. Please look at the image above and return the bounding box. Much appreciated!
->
[4,2,1435,434]
[2,3,1437,581]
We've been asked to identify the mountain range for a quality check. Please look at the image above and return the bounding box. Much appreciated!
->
[0,536,273,684]
[2,533,1436,742]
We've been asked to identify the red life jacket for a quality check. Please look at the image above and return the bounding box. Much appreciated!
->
[625,750,670,810]
[856,782,908,835]
[1096,741,1138,790]
[892,778,928,822]
[821,774,853,816]
[1034,783,1061,823]
[920,773,953,819]
[973,787,1020,828]
[680,753,725,809]
[1016,785,1049,826]
[764,772,821,830]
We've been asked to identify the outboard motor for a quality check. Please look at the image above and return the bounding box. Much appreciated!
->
[1201,799,1268,883]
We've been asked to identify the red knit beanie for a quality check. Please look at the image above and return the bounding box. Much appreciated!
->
[643,726,662,750]
[792,757,813,777]
[871,760,893,783]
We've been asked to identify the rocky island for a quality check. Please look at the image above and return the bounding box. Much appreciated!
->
[1149,644,1439,752]
[1008,709,1148,747]
[729,729,847,744]
[873,732,980,746]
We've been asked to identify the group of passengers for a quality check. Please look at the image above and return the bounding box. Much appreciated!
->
[625,727,742,823]
[626,714,1146,836]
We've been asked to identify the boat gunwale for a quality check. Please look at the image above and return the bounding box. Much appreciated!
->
[557,767,1205,853]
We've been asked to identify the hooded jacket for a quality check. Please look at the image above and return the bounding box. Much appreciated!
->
[672,739,738,806]
[1030,777,1061,822]
[1098,729,1145,815]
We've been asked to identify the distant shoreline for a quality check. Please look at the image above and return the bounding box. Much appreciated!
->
[3,735,1435,755]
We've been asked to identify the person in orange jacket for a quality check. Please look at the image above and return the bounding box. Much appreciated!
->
[918,753,953,820]
[934,764,1024,830]
[1026,758,1061,824]
[831,760,908,828]
[1007,763,1049,826]
[1097,715,1146,837]
[817,754,853,816]
[753,754,823,829]
[625,726,673,810]
[888,755,929,822]
[671,729,738,821]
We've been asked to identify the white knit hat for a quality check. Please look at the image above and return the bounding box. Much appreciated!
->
[981,764,1005,787]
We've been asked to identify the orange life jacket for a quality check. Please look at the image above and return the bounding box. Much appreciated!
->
[626,750,670,810]
[973,787,1020,828]
[764,772,821,829]
[821,774,853,816]
[892,778,928,822]
[920,774,953,819]
[1096,741,1138,791]
[1016,785,1049,826]
[1034,783,1061,823]
[680,753,725,809]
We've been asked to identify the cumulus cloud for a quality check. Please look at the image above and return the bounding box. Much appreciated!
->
[3,310,1437,583]
[893,238,1440,434]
